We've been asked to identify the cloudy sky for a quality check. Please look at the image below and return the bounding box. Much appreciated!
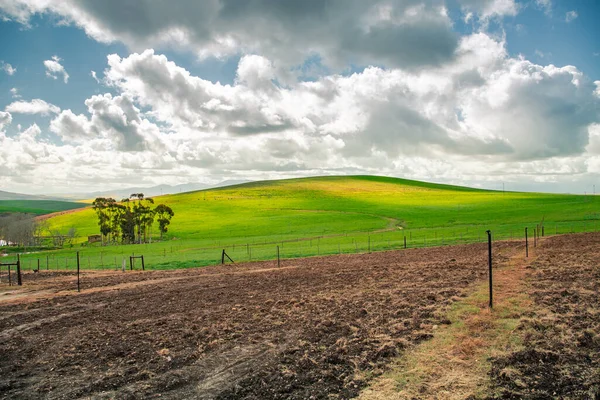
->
[0,0,599,195]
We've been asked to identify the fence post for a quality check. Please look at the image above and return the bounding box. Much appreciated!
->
[277,245,280,267]
[404,236,407,249]
[16,254,22,286]
[221,249,225,265]
[76,251,80,293]
[37,258,40,272]
[525,227,528,257]
[487,230,493,309]
[46,255,49,270]
[141,255,145,271]
[130,256,133,270]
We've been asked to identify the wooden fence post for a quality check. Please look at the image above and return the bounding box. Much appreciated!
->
[525,227,529,257]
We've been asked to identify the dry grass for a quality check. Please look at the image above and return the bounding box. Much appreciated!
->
[359,245,537,400]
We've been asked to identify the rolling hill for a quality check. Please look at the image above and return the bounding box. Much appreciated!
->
[0,190,68,201]
[9,175,600,269]
[0,200,86,215]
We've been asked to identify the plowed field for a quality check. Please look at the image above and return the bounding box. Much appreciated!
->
[1,242,520,399]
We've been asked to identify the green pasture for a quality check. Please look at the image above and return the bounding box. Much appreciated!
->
[3,175,600,271]
[0,200,85,215]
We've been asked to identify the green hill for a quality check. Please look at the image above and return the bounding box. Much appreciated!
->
[0,200,86,215]
[8,175,600,270]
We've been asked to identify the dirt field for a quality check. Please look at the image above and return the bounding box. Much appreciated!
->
[489,233,600,399]
[0,242,521,399]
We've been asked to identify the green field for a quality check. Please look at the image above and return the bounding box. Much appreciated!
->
[0,200,86,215]
[4,175,600,271]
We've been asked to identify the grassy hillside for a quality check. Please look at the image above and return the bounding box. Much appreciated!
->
[8,175,600,270]
[0,200,86,215]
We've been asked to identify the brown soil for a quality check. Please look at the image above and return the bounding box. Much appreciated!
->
[488,233,600,399]
[0,242,520,399]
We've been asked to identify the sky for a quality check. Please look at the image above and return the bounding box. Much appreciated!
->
[0,0,599,195]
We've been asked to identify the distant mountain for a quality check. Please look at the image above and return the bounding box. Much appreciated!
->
[0,190,68,201]
[66,180,253,200]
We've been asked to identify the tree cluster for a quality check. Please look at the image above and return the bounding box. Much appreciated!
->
[92,193,174,245]
[0,213,38,248]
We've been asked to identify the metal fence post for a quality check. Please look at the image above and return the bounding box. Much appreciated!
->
[16,254,22,286]
[487,230,493,308]
[76,251,80,293]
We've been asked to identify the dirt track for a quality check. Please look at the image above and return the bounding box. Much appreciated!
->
[1,242,521,399]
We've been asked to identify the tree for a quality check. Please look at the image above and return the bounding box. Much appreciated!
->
[92,197,114,245]
[119,201,136,244]
[154,204,174,239]
[0,213,38,249]
[91,194,171,245]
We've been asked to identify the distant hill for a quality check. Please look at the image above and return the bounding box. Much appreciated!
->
[0,200,86,215]
[0,190,68,201]
[66,179,252,200]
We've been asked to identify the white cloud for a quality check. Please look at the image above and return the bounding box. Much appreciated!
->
[44,55,69,83]
[90,70,100,83]
[5,99,61,116]
[0,60,16,75]
[50,93,163,151]
[535,0,552,15]
[458,0,518,20]
[566,10,578,23]
[10,88,21,98]
[0,111,12,131]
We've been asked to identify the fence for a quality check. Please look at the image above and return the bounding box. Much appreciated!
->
[0,218,586,275]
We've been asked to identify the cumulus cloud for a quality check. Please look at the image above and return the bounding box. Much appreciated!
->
[0,0,459,70]
[0,60,16,75]
[10,88,21,98]
[44,55,69,83]
[20,33,593,192]
[0,111,12,131]
[50,93,162,151]
[94,36,597,166]
[565,10,578,23]
[5,99,61,115]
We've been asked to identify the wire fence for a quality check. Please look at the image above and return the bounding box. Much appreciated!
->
[1,219,596,276]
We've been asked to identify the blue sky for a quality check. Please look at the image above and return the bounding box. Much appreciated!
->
[0,0,599,194]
